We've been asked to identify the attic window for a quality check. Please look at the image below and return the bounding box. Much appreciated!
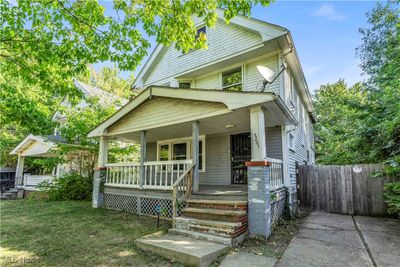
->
[179,82,191,89]
[222,67,242,91]
[196,26,206,39]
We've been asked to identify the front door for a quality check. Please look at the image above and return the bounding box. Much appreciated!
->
[231,133,251,184]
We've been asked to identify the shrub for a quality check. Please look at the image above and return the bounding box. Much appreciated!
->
[38,172,93,201]
[383,182,400,216]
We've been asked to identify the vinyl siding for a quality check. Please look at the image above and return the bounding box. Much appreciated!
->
[266,127,282,159]
[199,135,231,185]
[284,70,315,187]
[245,56,280,94]
[144,20,262,86]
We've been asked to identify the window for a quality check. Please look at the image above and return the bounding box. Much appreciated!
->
[222,67,242,91]
[288,133,295,151]
[172,143,187,161]
[196,26,206,39]
[159,144,169,161]
[157,136,206,172]
[179,82,191,89]
[307,150,310,161]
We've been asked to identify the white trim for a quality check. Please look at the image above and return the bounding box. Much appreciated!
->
[156,135,206,172]
[87,87,279,137]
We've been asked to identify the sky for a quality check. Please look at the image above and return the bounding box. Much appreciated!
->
[97,1,378,93]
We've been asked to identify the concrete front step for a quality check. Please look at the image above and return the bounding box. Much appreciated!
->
[135,233,228,267]
[169,228,247,247]
[175,217,245,238]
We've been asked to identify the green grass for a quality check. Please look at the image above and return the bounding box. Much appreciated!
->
[0,200,182,266]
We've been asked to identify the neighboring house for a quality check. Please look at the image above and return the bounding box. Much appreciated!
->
[89,11,316,246]
[8,80,127,195]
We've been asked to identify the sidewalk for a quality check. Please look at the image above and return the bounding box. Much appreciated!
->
[276,211,400,267]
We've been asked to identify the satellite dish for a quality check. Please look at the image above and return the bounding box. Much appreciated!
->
[257,65,275,83]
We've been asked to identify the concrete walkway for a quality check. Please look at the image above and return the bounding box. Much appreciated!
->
[277,211,400,267]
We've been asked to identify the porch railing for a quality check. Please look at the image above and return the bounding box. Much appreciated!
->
[267,158,284,190]
[172,162,195,220]
[105,159,193,190]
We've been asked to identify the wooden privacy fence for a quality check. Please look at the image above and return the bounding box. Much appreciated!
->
[298,164,399,216]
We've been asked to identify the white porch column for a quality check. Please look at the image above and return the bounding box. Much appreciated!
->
[139,130,147,189]
[15,154,25,187]
[97,136,109,168]
[192,121,200,192]
[250,105,267,161]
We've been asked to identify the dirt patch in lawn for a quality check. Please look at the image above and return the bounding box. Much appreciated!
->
[236,209,309,259]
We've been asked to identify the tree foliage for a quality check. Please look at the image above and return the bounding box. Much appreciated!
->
[1,0,272,96]
[314,1,399,167]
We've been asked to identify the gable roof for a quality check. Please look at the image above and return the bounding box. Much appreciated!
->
[88,86,297,138]
[132,9,313,114]
[10,134,57,156]
[133,9,287,88]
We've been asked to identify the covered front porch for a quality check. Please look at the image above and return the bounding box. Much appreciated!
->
[90,87,296,217]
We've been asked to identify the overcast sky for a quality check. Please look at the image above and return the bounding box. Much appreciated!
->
[96,1,378,93]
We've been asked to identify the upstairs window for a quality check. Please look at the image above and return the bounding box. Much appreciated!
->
[179,82,191,89]
[222,67,242,91]
[196,26,206,39]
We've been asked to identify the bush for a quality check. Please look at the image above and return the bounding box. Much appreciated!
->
[383,182,400,216]
[38,172,93,201]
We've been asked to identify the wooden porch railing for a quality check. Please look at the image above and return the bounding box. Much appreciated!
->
[172,162,195,220]
[104,160,193,190]
[267,158,284,190]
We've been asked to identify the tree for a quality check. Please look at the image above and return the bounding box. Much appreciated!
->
[313,80,370,164]
[1,0,272,97]
[314,1,399,167]
[78,66,134,99]
[357,1,400,162]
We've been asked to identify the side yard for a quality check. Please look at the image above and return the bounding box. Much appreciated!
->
[0,200,180,266]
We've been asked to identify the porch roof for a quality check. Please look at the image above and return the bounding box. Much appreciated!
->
[88,86,297,142]
[10,134,58,157]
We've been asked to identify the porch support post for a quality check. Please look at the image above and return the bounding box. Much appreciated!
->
[94,136,108,208]
[15,154,25,187]
[98,136,108,168]
[139,130,147,189]
[250,105,267,161]
[192,121,200,193]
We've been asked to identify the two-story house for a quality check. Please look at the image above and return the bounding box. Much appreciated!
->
[88,10,316,247]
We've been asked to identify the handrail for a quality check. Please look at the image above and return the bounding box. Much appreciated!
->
[172,162,195,187]
[172,162,195,222]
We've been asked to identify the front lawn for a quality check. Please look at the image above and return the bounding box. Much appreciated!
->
[0,200,177,266]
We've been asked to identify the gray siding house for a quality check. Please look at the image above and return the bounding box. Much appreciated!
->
[89,11,315,246]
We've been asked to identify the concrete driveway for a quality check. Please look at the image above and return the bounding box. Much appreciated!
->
[277,211,400,267]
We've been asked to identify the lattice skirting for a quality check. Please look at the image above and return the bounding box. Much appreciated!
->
[270,188,287,226]
[103,193,184,219]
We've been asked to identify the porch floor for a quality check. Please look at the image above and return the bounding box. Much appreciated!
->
[193,185,248,200]
[197,185,247,196]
